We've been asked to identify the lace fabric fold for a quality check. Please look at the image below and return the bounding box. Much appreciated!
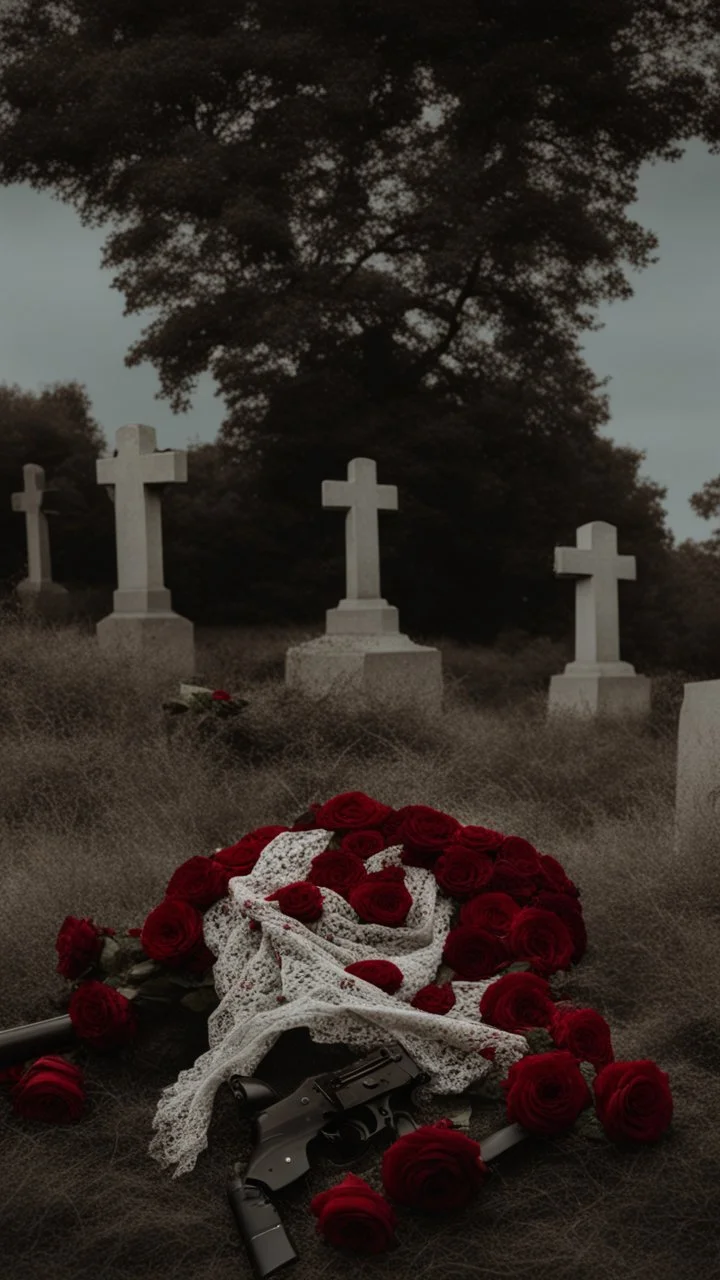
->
[148,829,529,1177]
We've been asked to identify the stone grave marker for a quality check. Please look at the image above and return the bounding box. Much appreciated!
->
[11,463,70,620]
[96,424,194,671]
[285,457,442,710]
[548,520,650,717]
[675,680,720,858]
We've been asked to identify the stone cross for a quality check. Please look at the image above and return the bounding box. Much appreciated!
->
[11,463,54,585]
[96,424,187,614]
[322,458,398,600]
[554,521,636,665]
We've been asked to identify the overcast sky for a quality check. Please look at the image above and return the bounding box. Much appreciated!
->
[1,135,718,547]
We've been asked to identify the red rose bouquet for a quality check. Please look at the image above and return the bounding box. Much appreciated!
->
[0,791,673,1263]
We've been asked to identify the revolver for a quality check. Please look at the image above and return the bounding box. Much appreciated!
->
[226,1042,428,1278]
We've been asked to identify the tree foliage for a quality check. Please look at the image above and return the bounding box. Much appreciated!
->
[2,2,720,661]
[0,380,115,588]
[1,0,718,440]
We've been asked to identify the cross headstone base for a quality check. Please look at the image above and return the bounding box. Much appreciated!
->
[96,611,194,672]
[326,597,400,636]
[675,679,720,858]
[285,632,443,712]
[15,579,71,622]
[548,662,650,718]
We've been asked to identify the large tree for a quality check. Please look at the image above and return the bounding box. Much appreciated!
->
[2,2,720,656]
[0,0,718,443]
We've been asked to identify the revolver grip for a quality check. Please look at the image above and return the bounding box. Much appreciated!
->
[227,1165,298,1279]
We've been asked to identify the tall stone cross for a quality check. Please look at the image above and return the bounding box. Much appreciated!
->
[322,457,398,600]
[11,463,54,586]
[97,424,187,614]
[554,521,636,665]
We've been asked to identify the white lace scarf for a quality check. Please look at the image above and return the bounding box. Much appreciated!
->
[148,829,530,1177]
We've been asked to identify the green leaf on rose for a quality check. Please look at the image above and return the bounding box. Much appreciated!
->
[97,936,122,974]
[126,960,162,981]
[436,963,455,984]
[179,988,221,1014]
[126,974,178,998]
[572,1107,606,1143]
[505,961,532,973]
[113,986,140,1000]
[474,1074,505,1102]
[165,971,209,988]
[446,1102,473,1130]
[578,1060,598,1088]
[524,1028,556,1054]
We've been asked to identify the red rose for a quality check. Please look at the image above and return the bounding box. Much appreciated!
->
[398,805,462,868]
[442,925,511,979]
[165,855,230,911]
[507,907,575,977]
[550,1007,614,1069]
[379,807,413,844]
[10,1055,86,1124]
[211,689,232,701]
[340,830,387,860]
[593,1059,673,1143]
[140,898,205,967]
[411,982,456,1015]
[434,847,494,899]
[501,1050,592,1136]
[460,891,521,935]
[266,880,324,923]
[532,891,587,962]
[449,825,505,856]
[310,1172,397,1255]
[348,878,413,926]
[307,850,367,898]
[213,825,289,876]
[479,972,556,1033]
[55,916,106,980]
[314,791,394,831]
[496,835,543,878]
[536,853,580,897]
[489,866,536,900]
[345,960,404,994]
[382,1121,488,1211]
[68,980,138,1051]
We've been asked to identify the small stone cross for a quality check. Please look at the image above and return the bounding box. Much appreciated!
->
[11,463,54,585]
[554,521,636,665]
[97,424,187,614]
[322,458,398,599]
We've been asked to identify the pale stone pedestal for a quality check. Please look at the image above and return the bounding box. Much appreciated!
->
[548,661,651,718]
[96,611,194,672]
[15,579,71,623]
[326,598,400,635]
[285,632,443,712]
[675,679,720,857]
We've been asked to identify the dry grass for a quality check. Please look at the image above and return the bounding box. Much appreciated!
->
[0,615,717,1280]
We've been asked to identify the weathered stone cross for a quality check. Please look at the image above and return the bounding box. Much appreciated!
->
[96,424,187,614]
[11,463,54,585]
[322,457,398,600]
[554,520,636,665]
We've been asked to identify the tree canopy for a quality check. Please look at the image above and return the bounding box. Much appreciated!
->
[2,2,720,661]
[1,0,718,442]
